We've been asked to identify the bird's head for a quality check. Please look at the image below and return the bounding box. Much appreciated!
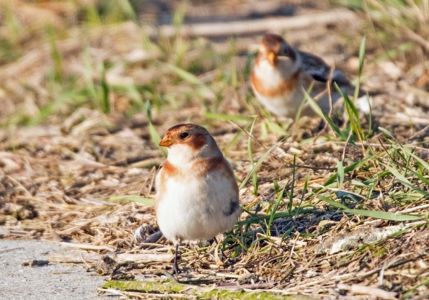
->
[159,123,222,166]
[258,33,295,65]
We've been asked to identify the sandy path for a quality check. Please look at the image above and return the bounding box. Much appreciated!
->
[0,238,110,300]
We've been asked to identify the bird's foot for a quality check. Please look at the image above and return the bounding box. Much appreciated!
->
[172,260,181,276]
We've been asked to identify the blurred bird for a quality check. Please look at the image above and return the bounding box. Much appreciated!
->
[251,33,370,118]
[155,123,241,274]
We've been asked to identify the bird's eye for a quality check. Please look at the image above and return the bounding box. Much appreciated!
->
[179,132,189,139]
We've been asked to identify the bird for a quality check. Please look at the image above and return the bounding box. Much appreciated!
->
[154,123,241,274]
[250,33,370,119]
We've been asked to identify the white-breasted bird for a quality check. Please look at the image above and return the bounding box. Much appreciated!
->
[154,123,241,274]
[251,33,371,118]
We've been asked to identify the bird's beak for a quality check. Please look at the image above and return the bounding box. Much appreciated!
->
[267,51,276,64]
[159,135,173,147]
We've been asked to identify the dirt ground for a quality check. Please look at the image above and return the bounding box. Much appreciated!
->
[1,0,429,299]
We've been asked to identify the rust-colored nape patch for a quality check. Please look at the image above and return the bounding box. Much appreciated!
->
[192,157,224,176]
[192,157,239,193]
[162,160,178,176]
[251,70,300,98]
[187,133,206,150]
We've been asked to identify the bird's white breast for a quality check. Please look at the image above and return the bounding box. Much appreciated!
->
[254,60,286,88]
[156,166,239,243]
[252,60,305,117]
[253,89,304,118]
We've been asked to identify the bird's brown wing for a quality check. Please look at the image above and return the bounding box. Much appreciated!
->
[298,50,351,86]
[298,50,370,97]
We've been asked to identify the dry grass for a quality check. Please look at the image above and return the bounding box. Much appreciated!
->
[1,0,429,299]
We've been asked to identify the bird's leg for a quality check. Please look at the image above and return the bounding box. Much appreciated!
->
[212,236,226,260]
[173,241,180,275]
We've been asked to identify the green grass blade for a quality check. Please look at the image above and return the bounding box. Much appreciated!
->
[47,27,63,81]
[100,63,111,113]
[288,155,297,213]
[355,36,366,99]
[384,164,429,196]
[205,112,257,122]
[304,90,346,139]
[247,119,258,195]
[335,83,364,141]
[107,195,155,206]
[264,119,287,136]
[239,141,280,189]
[267,181,288,235]
[322,198,423,221]
[400,145,429,172]
[166,64,205,86]
[324,157,370,186]
[345,208,423,221]
[337,160,345,188]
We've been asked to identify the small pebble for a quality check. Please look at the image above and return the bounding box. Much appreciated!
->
[22,259,49,267]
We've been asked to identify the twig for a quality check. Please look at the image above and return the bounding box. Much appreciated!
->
[404,27,429,53]
[60,242,115,252]
[329,141,429,153]
[146,9,358,38]
[400,204,429,213]
[117,252,173,263]
[0,247,24,254]
[408,124,429,141]
[337,284,397,299]
[113,155,158,167]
